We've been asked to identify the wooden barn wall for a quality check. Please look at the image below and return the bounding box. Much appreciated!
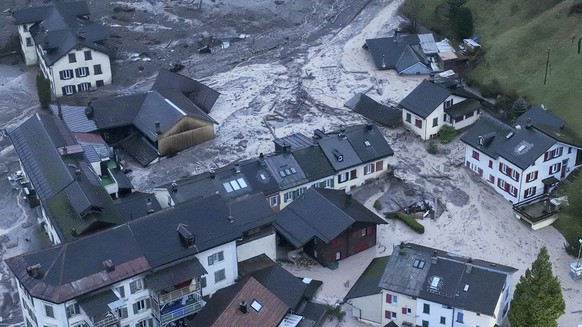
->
[158,118,215,155]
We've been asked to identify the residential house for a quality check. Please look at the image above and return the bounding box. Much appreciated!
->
[346,243,517,327]
[5,192,277,327]
[13,1,112,97]
[345,93,402,128]
[461,106,582,208]
[364,32,438,75]
[152,69,221,114]
[274,188,387,267]
[87,87,218,165]
[7,113,126,244]
[400,79,483,140]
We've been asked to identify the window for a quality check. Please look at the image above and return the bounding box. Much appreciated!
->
[116,286,125,298]
[251,300,263,312]
[511,169,520,181]
[432,117,438,127]
[488,160,493,168]
[135,318,152,327]
[66,303,80,317]
[93,64,103,75]
[208,251,224,265]
[508,185,517,197]
[68,53,76,63]
[376,160,383,172]
[440,316,446,324]
[415,119,422,128]
[405,113,411,123]
[45,305,54,318]
[526,171,538,182]
[84,50,92,60]
[423,303,430,314]
[283,192,293,203]
[129,279,144,294]
[223,178,248,193]
[443,99,453,109]
[524,187,536,199]
[488,174,494,183]
[454,115,464,123]
[335,252,341,260]
[338,172,349,184]
[364,163,375,175]
[499,162,508,174]
[96,80,104,87]
[465,111,474,118]
[78,82,91,92]
[76,67,89,77]
[349,169,357,180]
[116,306,128,319]
[214,269,226,283]
[60,69,73,80]
[200,276,207,288]
[456,312,464,323]
[26,37,33,47]
[544,147,563,161]
[472,150,479,160]
[23,24,28,32]
[269,195,279,207]
[384,311,396,319]
[62,85,76,95]
[134,298,148,313]
[412,259,426,269]
[422,320,429,327]
[549,162,561,174]
[569,147,573,154]
[361,228,367,237]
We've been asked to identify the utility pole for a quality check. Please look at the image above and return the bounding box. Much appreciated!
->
[543,48,551,85]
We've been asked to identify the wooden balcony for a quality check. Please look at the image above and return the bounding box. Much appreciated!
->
[159,284,200,305]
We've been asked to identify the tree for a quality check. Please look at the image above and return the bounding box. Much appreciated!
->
[508,246,565,327]
[447,0,467,22]
[453,7,474,39]
[406,0,425,33]
[35,73,52,110]
[507,96,529,121]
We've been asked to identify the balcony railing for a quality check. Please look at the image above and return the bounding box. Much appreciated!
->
[93,314,119,327]
[160,295,205,324]
[159,285,200,305]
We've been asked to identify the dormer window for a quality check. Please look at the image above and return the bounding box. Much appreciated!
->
[364,140,371,147]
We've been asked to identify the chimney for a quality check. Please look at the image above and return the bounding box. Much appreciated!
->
[103,259,115,272]
[314,129,326,139]
[62,146,68,155]
[478,136,484,146]
[339,125,346,139]
[431,250,438,264]
[146,198,154,214]
[466,258,473,273]
[234,163,241,174]
[177,223,195,248]
[86,105,94,119]
[26,264,42,279]
[525,118,532,129]
[399,242,405,255]
[258,152,266,166]
[228,215,234,223]
[155,121,161,135]
[239,301,248,314]
[171,182,178,193]
[209,168,216,179]
[345,193,352,206]
[75,169,82,181]
[57,101,63,119]
[366,124,373,131]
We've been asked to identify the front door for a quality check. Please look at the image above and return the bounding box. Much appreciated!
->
[561,159,569,179]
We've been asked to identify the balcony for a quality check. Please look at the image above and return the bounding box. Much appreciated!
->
[93,314,118,327]
[160,293,206,324]
[160,284,200,305]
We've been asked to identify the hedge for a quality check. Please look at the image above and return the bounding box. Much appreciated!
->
[396,211,425,234]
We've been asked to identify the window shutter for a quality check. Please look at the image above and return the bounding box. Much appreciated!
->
[59,71,64,80]
[376,160,383,171]
[498,163,502,171]
[75,68,79,78]
[557,163,562,171]
[385,311,389,319]
[208,256,213,266]
[386,294,391,303]
[132,302,138,314]
[350,170,357,180]
[532,186,536,194]
[402,307,407,314]
[218,251,224,261]
[146,298,151,309]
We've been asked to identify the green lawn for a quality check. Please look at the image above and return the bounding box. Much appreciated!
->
[553,213,582,255]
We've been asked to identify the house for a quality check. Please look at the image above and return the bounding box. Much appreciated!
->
[364,33,435,75]
[7,113,127,244]
[461,107,582,210]
[274,188,387,267]
[13,1,112,97]
[152,69,221,114]
[87,87,218,165]
[5,191,277,327]
[400,79,483,140]
[345,243,517,327]
[345,93,402,128]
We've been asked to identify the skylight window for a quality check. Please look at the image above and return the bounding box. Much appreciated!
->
[230,180,241,191]
[260,173,266,180]
[285,169,291,176]
[430,276,440,289]
[517,145,526,153]
[279,171,286,177]
[251,300,262,312]
[223,178,248,193]
[364,140,371,147]
[223,182,233,193]
[413,259,426,269]
[463,284,470,292]
[237,178,247,188]
[290,167,297,174]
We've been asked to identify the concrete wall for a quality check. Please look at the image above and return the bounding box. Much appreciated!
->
[416,298,454,327]
[197,241,238,296]
[237,232,277,262]
[17,24,38,65]
[351,294,383,325]
[381,290,417,327]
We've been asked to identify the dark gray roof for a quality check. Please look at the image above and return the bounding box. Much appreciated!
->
[446,99,482,118]
[89,94,145,129]
[152,69,220,114]
[399,80,452,119]
[264,153,309,190]
[365,35,421,70]
[128,194,242,267]
[461,115,556,170]
[145,259,207,292]
[251,264,308,310]
[15,1,109,66]
[344,124,394,163]
[113,192,162,221]
[5,225,150,303]
[378,244,433,297]
[291,146,335,182]
[110,168,133,190]
[50,104,98,132]
[345,93,402,127]
[345,256,389,300]
[297,302,328,327]
[395,45,427,73]
[78,289,118,321]
[229,193,277,232]
[118,133,159,166]
[317,134,362,171]
[515,105,566,129]
[274,133,315,152]
[274,188,386,248]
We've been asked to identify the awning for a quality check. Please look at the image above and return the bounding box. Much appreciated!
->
[542,176,559,186]
[146,259,207,292]
[78,289,119,319]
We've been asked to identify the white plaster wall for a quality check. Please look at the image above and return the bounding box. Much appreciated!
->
[196,241,238,296]
[416,299,454,327]
[17,24,38,65]
[351,294,383,325]
[333,158,390,192]
[236,232,277,262]
[381,290,417,327]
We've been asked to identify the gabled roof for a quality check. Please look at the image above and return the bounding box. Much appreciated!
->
[445,99,482,118]
[15,1,109,66]
[345,256,389,300]
[152,69,220,114]
[50,104,98,133]
[344,124,394,163]
[515,105,565,129]
[89,94,145,129]
[191,277,289,327]
[291,145,335,182]
[118,133,159,166]
[264,153,309,190]
[274,188,386,248]
[345,93,402,128]
[399,80,452,119]
[113,191,162,221]
[365,35,420,70]
[395,44,428,73]
[251,264,308,310]
[460,115,556,170]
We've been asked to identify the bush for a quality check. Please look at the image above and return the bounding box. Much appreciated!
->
[326,305,346,322]
[35,74,52,110]
[439,125,456,144]
[396,211,425,234]
[426,141,438,154]
[453,7,474,39]
[373,200,382,211]
[480,79,503,98]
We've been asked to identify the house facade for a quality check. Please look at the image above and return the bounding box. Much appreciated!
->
[345,243,517,327]
[461,107,582,204]
[13,1,112,97]
[400,80,482,140]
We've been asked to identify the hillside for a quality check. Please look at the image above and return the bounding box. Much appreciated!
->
[403,0,582,136]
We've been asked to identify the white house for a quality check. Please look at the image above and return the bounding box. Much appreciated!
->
[13,1,112,97]
[400,79,483,140]
[345,243,517,327]
[461,107,582,205]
